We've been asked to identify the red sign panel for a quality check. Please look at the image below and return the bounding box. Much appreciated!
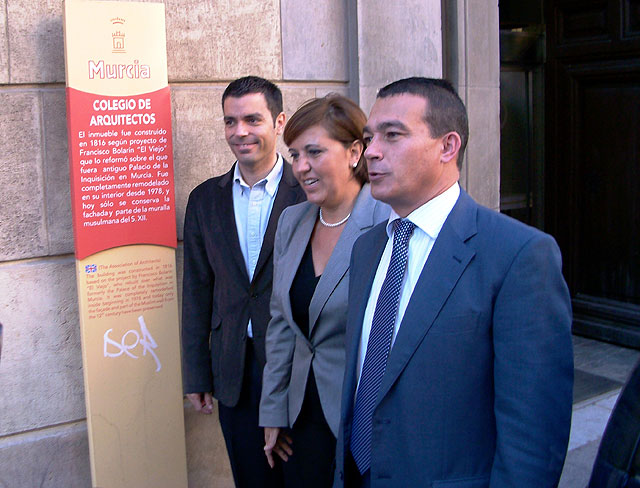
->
[66,86,177,259]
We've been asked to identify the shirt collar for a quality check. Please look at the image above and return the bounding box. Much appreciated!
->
[386,182,461,240]
[233,154,284,197]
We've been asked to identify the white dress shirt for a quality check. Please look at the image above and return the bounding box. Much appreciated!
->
[232,154,284,337]
[356,183,461,383]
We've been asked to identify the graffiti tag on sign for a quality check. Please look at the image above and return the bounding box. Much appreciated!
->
[104,315,161,371]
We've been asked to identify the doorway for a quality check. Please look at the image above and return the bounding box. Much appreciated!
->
[499,0,640,347]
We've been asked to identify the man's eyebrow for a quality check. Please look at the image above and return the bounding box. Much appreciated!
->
[379,120,409,131]
[223,112,264,120]
[364,120,409,133]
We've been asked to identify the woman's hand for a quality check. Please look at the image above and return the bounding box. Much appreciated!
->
[264,427,294,468]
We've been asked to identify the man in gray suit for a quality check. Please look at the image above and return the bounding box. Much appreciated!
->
[181,76,306,487]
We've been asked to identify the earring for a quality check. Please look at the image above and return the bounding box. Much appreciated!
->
[352,162,358,168]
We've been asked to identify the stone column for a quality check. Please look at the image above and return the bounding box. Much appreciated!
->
[443,0,501,209]
[352,0,443,114]
[350,0,500,211]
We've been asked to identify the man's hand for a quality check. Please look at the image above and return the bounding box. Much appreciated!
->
[186,392,213,414]
[264,427,293,468]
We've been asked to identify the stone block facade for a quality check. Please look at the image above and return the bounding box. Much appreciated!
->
[0,0,498,486]
[444,0,501,209]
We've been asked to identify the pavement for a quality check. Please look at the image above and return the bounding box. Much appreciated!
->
[558,335,640,487]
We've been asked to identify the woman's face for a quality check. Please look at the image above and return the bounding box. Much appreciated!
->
[288,124,362,209]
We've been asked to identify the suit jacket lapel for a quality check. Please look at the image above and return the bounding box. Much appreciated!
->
[253,162,301,284]
[216,165,249,283]
[308,187,379,335]
[376,191,478,403]
[278,203,317,342]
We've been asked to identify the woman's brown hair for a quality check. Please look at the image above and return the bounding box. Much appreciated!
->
[284,94,369,185]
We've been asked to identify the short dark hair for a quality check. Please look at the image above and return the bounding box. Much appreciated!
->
[377,77,469,168]
[284,94,369,185]
[222,76,283,125]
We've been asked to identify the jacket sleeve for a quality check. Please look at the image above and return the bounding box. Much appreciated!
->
[181,190,215,394]
[490,233,574,487]
[259,209,297,428]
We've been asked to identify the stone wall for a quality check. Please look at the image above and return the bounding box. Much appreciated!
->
[0,1,349,486]
[0,1,498,486]
[444,0,501,209]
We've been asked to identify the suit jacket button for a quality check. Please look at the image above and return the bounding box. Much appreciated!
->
[251,293,258,299]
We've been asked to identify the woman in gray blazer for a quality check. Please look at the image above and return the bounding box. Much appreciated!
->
[259,95,389,487]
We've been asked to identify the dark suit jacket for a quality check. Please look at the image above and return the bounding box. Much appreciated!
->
[334,189,574,487]
[589,358,640,487]
[181,161,306,407]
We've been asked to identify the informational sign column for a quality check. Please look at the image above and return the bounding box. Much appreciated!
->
[63,2,187,486]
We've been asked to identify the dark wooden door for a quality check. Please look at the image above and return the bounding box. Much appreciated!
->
[545,0,640,347]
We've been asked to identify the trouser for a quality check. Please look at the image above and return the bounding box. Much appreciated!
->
[281,369,337,488]
[218,339,284,488]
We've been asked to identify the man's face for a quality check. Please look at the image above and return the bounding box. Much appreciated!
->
[223,93,284,172]
[363,94,457,217]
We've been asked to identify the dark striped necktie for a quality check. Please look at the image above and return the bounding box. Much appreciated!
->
[350,218,416,474]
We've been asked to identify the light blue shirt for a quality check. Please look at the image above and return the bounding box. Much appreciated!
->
[232,155,284,337]
[356,183,461,383]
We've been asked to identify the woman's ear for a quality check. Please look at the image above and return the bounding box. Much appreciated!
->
[350,140,364,166]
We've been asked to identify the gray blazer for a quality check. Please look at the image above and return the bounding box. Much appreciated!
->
[259,184,389,436]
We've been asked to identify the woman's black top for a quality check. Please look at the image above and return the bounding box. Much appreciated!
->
[289,241,321,338]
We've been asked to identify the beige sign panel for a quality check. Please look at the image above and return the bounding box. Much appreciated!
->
[76,246,187,486]
[64,1,187,486]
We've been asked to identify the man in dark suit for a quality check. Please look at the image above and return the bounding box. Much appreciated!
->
[334,77,574,487]
[181,76,306,487]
